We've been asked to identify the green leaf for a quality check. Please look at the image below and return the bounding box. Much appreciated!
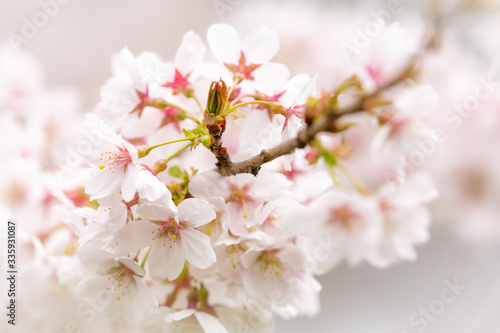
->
[168,165,184,178]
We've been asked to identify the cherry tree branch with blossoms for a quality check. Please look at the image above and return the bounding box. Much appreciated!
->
[1,18,451,332]
[212,47,429,176]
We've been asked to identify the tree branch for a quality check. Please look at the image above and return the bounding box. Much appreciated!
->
[211,50,426,177]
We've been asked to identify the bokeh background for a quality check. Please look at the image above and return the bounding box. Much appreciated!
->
[1,0,500,332]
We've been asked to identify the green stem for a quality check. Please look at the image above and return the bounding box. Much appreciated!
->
[336,161,371,196]
[145,137,194,155]
[229,93,257,107]
[164,102,202,124]
[328,165,342,189]
[165,143,194,163]
[140,246,152,269]
[224,82,239,112]
[227,100,274,114]
[192,94,205,113]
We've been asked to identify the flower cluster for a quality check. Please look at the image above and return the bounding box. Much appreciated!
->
[1,21,442,332]
[43,23,439,331]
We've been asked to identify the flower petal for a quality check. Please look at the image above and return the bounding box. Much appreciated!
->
[188,170,231,200]
[136,194,177,220]
[148,239,185,281]
[121,164,139,202]
[116,220,157,254]
[207,23,241,64]
[242,26,280,64]
[180,228,216,269]
[86,166,124,200]
[79,246,116,274]
[137,168,167,201]
[194,311,229,333]
[175,30,206,74]
[117,257,145,276]
[165,309,196,323]
[178,198,216,227]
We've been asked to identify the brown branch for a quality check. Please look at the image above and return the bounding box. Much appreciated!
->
[206,118,233,171]
[211,47,430,177]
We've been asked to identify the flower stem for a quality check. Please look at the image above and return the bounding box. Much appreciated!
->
[145,137,194,155]
[328,165,342,189]
[191,94,205,113]
[227,100,274,113]
[165,103,202,124]
[140,246,152,269]
[165,143,194,163]
[224,82,240,112]
[229,93,257,107]
[336,161,371,195]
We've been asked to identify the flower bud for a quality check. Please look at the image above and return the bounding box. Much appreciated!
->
[206,79,228,117]
[151,159,168,176]
[136,145,149,158]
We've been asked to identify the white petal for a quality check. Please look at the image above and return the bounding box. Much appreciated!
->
[280,74,317,107]
[180,228,216,269]
[178,198,216,227]
[241,249,262,269]
[86,166,124,200]
[243,26,280,64]
[121,164,139,202]
[251,62,290,92]
[79,246,116,274]
[116,220,157,254]
[121,48,146,91]
[175,30,206,74]
[136,195,177,221]
[117,257,145,276]
[137,168,167,201]
[165,309,196,323]
[131,275,159,318]
[148,239,185,281]
[195,311,229,333]
[188,170,231,200]
[370,124,392,160]
[207,23,241,64]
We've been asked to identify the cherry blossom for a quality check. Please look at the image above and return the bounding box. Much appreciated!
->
[368,173,438,267]
[76,247,158,323]
[117,196,216,280]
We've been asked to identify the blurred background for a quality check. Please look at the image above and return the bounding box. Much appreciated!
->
[1,0,500,332]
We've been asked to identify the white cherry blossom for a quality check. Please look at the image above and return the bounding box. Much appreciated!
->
[117,196,216,280]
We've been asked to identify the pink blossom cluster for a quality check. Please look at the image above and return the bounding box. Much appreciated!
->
[1,20,460,332]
